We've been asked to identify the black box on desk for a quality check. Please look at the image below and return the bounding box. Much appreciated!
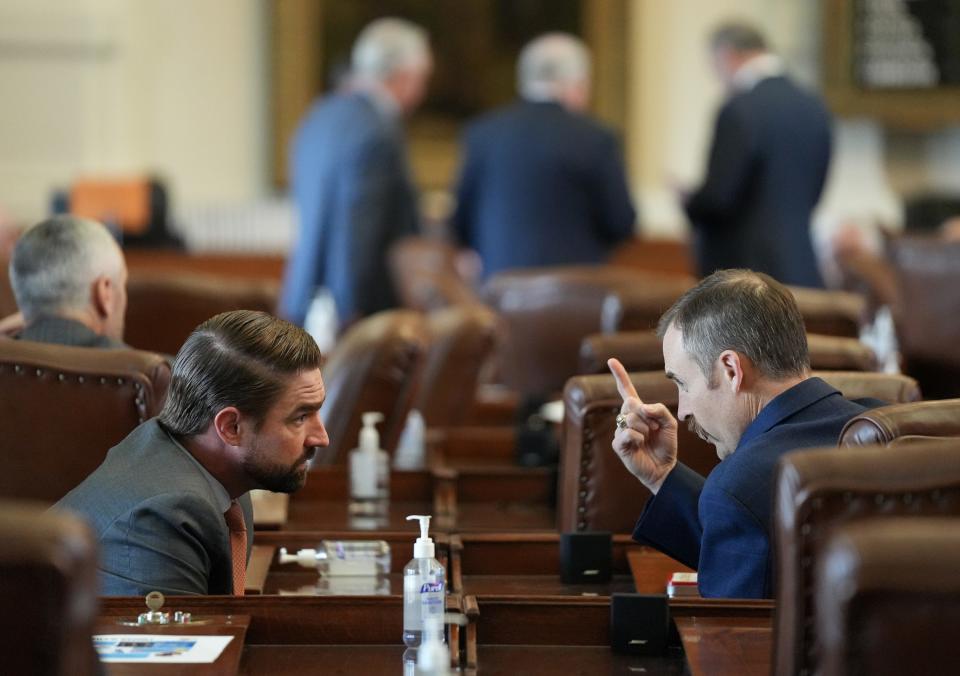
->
[559,531,612,584]
[609,593,670,655]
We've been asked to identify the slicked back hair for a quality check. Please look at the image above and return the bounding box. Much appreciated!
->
[159,310,323,436]
[657,270,809,384]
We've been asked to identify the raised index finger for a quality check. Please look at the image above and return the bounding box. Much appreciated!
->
[607,358,640,402]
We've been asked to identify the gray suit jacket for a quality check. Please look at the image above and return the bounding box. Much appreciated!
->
[19,315,127,349]
[280,90,420,327]
[54,419,254,596]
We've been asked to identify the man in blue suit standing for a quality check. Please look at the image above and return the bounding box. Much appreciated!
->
[609,270,880,598]
[683,23,831,288]
[452,33,636,279]
[281,18,432,330]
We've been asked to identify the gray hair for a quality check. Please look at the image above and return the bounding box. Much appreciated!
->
[710,21,768,53]
[657,270,809,383]
[351,17,430,81]
[517,33,591,101]
[9,216,124,321]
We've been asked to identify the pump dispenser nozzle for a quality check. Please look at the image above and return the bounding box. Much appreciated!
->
[359,412,384,451]
[406,514,435,559]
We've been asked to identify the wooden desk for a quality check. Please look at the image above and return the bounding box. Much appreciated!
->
[674,614,773,676]
[96,614,249,675]
[628,547,695,595]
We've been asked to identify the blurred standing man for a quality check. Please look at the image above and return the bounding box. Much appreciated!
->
[452,33,636,280]
[683,22,831,288]
[281,18,432,330]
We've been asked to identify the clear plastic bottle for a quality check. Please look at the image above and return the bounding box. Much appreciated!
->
[278,540,390,576]
[403,515,445,647]
[349,412,390,515]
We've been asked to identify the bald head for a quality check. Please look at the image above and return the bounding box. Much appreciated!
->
[517,33,591,111]
[10,216,127,340]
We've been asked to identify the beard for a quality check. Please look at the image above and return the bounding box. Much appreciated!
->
[687,416,711,444]
[243,442,316,494]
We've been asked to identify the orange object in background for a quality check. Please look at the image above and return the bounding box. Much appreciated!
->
[70,178,151,235]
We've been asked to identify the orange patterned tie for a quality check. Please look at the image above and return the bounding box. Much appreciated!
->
[224,499,247,596]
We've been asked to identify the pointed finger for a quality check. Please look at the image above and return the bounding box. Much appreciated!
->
[608,358,640,402]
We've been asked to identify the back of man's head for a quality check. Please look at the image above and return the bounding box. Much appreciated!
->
[159,310,323,437]
[351,17,430,82]
[9,216,124,322]
[657,269,809,382]
[710,21,767,55]
[517,33,591,109]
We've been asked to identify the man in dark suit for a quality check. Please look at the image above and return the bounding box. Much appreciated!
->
[609,270,879,598]
[55,311,330,595]
[281,18,432,330]
[7,216,127,347]
[683,23,831,288]
[452,33,636,280]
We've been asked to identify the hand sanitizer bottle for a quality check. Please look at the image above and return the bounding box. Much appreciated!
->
[350,412,389,513]
[394,409,426,470]
[403,515,445,647]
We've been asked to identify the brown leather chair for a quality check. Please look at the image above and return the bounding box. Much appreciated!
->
[388,236,480,312]
[0,501,100,675]
[816,518,960,676]
[125,272,279,355]
[559,370,920,534]
[483,266,693,400]
[315,310,429,465]
[889,237,960,399]
[0,340,170,502]
[579,331,878,375]
[773,440,960,676]
[414,304,499,428]
[839,398,960,446]
[604,284,866,338]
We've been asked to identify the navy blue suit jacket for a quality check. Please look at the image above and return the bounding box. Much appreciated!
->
[452,100,635,279]
[632,378,880,598]
[685,76,831,288]
[281,92,419,327]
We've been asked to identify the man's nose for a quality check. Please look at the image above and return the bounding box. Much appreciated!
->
[307,420,330,448]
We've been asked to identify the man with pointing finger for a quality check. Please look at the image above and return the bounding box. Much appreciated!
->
[609,269,880,598]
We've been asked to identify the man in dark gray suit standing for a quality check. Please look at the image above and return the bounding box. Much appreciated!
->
[7,215,128,347]
[452,33,636,280]
[55,310,329,596]
[281,17,432,330]
[683,22,831,288]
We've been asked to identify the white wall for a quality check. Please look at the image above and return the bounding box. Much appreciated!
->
[0,0,268,225]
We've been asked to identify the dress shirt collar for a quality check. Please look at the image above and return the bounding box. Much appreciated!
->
[731,52,784,92]
[159,420,232,512]
[735,377,840,451]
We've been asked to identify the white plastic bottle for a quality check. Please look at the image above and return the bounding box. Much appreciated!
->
[403,515,445,647]
[349,412,389,510]
[394,409,426,470]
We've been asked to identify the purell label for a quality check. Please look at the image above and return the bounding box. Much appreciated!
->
[419,581,444,593]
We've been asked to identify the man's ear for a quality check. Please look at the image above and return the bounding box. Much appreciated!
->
[212,407,244,446]
[718,350,746,393]
[92,275,113,320]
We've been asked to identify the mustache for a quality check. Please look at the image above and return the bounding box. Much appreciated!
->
[295,446,318,468]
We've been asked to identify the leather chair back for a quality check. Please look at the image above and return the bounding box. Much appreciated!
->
[0,340,170,502]
[605,284,865,338]
[316,310,428,465]
[889,237,960,398]
[388,236,479,312]
[579,331,877,375]
[125,272,279,355]
[559,371,920,534]
[840,399,960,446]
[414,304,499,428]
[816,518,960,676]
[483,266,693,399]
[773,440,960,675]
[0,501,99,676]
